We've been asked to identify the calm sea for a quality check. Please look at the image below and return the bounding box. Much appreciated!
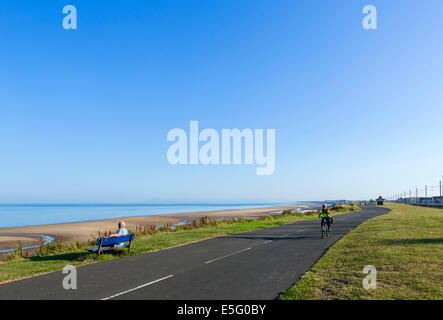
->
[0,203,283,228]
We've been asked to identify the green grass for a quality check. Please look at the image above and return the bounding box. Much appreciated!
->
[0,205,358,284]
[280,203,443,300]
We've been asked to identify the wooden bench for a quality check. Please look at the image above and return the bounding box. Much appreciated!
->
[86,233,135,256]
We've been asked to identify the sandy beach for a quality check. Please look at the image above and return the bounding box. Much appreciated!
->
[0,204,314,252]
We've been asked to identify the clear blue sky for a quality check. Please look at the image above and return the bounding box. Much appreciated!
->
[1,0,442,203]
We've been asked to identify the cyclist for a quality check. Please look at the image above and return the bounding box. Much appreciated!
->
[319,204,332,232]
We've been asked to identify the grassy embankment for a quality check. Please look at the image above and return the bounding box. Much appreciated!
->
[0,204,359,283]
[280,203,443,300]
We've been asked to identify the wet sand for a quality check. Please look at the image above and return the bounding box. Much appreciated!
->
[0,205,311,250]
[0,235,42,250]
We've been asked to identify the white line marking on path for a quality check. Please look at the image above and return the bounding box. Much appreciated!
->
[277,228,309,239]
[265,229,309,243]
[101,275,174,300]
[205,228,311,264]
[205,247,251,264]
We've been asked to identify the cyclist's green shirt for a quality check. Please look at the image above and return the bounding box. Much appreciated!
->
[320,209,331,218]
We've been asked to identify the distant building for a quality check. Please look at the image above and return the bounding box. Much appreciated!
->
[376,196,385,205]
[432,196,442,204]
[418,197,433,204]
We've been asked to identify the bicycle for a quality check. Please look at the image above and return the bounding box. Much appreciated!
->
[320,217,331,238]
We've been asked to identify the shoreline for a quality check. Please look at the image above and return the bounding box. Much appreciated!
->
[0,204,318,251]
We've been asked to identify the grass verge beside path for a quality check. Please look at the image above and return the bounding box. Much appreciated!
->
[0,205,359,284]
[280,203,443,300]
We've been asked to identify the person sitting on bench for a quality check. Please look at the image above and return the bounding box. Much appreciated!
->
[109,221,128,247]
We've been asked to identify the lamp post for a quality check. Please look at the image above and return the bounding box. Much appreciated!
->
[416,186,418,204]
[440,179,442,206]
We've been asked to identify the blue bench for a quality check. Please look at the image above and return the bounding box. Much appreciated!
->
[86,233,135,256]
